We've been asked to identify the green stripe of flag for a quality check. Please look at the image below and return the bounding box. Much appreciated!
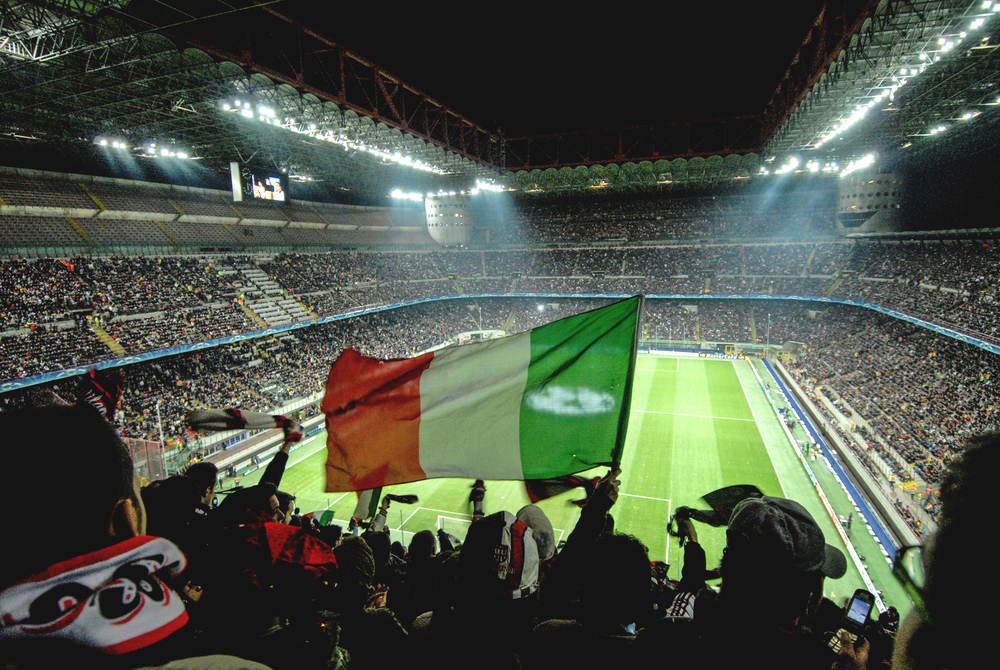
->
[518,296,643,478]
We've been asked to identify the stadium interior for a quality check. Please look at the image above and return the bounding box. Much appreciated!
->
[1,1,998,668]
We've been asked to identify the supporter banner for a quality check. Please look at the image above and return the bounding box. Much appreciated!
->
[4,292,997,394]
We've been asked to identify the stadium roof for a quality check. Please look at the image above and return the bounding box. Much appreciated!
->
[0,0,998,195]
[0,0,502,194]
[764,0,1000,174]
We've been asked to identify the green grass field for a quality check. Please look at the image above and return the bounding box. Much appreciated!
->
[230,353,912,615]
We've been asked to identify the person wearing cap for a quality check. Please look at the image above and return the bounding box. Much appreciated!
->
[632,495,857,670]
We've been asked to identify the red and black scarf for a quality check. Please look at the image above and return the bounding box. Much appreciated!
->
[0,536,188,655]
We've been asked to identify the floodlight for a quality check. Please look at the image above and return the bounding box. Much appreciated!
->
[983,1,992,9]
[223,103,230,111]
[98,139,107,146]
[240,109,253,118]
[160,148,169,156]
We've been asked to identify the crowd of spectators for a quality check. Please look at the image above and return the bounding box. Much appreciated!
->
[807,387,931,533]
[3,241,999,504]
[9,392,943,670]
[3,291,995,516]
[788,313,999,490]
[497,187,839,243]
[7,241,1000,341]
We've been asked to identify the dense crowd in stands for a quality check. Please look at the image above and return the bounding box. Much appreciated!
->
[2,241,997,493]
[3,390,991,669]
[808,389,932,533]
[3,188,999,667]
[497,188,839,243]
[6,241,1000,342]
[3,288,997,511]
[787,308,999,488]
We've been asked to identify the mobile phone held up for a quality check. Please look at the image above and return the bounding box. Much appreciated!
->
[828,589,875,653]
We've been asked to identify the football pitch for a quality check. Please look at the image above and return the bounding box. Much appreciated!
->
[233,354,912,615]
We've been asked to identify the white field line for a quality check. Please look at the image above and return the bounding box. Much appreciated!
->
[436,515,471,527]
[422,508,472,517]
[633,409,756,422]
[433,514,566,547]
[325,492,351,510]
[255,435,325,472]
[635,356,681,372]
[733,360,788,497]
[286,436,325,467]
[665,499,673,569]
[619,492,673,503]
[399,507,421,529]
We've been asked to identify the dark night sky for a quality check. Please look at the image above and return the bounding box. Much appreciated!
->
[297,2,826,137]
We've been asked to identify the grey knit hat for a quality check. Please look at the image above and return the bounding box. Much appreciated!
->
[727,497,847,579]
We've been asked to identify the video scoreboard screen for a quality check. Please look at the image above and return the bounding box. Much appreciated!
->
[230,161,286,202]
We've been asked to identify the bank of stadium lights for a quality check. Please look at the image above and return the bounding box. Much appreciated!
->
[840,154,875,178]
[815,9,998,151]
[142,142,189,159]
[390,189,424,202]
[390,181,508,201]
[95,138,190,158]
[774,157,799,174]
[474,178,507,192]
[221,98,450,175]
[95,138,129,149]
[763,158,838,175]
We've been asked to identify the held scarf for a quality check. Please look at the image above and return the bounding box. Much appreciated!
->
[188,408,303,443]
[0,536,188,655]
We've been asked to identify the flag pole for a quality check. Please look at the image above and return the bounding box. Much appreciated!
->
[610,294,644,471]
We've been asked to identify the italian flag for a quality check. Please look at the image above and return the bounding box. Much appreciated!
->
[321,296,643,491]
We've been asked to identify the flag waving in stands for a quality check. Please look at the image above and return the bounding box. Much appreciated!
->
[321,296,643,491]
